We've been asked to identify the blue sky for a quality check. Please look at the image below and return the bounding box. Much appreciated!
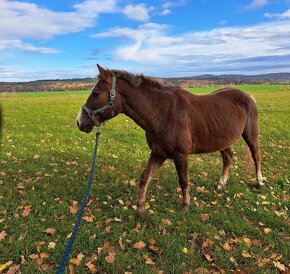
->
[0,0,290,81]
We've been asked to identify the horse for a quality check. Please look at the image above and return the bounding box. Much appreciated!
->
[76,64,264,217]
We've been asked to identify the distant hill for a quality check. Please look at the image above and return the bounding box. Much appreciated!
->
[0,72,289,92]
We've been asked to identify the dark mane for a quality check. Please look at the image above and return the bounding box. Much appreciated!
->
[108,69,165,90]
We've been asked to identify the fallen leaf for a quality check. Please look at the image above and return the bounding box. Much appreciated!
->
[200,214,210,222]
[48,242,56,250]
[22,205,31,217]
[40,252,49,259]
[202,239,213,262]
[69,201,78,214]
[68,264,75,274]
[118,238,125,250]
[83,216,93,223]
[104,226,111,233]
[70,254,84,267]
[143,254,155,265]
[273,261,285,272]
[182,247,189,254]
[241,250,252,258]
[161,218,172,226]
[149,245,162,254]
[133,241,146,250]
[0,230,7,241]
[223,242,232,251]
[44,227,56,235]
[66,161,78,166]
[6,264,21,273]
[70,258,81,266]
[105,218,113,224]
[36,241,45,253]
[264,227,272,234]
[105,252,115,264]
[85,261,96,273]
[98,242,110,255]
[0,261,13,272]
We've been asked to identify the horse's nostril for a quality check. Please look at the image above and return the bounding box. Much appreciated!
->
[77,120,80,128]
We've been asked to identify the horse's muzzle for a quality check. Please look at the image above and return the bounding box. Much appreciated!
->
[77,120,93,133]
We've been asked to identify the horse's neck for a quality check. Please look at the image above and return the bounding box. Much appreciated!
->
[121,85,170,133]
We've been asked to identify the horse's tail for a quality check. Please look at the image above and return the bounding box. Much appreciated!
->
[0,105,2,141]
[243,93,256,172]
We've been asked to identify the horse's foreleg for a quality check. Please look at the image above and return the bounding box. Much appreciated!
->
[216,148,232,192]
[174,154,190,211]
[137,153,165,218]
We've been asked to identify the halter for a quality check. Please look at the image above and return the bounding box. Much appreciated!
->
[82,75,117,127]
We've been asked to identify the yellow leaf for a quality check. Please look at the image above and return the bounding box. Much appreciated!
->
[145,203,150,209]
[48,242,56,250]
[133,241,146,250]
[183,247,188,254]
[0,261,13,272]
[241,250,252,258]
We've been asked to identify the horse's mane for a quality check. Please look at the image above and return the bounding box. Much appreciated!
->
[108,69,166,90]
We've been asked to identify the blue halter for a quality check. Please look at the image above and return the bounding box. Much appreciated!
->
[82,75,117,127]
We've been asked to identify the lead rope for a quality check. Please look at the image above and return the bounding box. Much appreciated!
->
[56,129,101,274]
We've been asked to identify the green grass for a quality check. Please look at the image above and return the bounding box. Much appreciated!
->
[0,84,289,273]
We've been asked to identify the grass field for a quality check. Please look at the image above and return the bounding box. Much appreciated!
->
[0,85,289,273]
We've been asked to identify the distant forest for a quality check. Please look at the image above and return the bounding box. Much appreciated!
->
[1,73,290,92]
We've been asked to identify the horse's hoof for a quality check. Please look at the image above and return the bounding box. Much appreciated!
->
[136,210,148,219]
[215,184,225,193]
[257,183,265,190]
[181,205,189,212]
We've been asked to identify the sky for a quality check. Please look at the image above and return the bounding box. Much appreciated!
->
[0,0,290,81]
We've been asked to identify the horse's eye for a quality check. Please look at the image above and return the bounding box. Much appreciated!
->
[92,92,99,97]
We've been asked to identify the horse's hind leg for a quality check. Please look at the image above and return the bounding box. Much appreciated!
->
[137,152,166,218]
[216,148,232,192]
[242,115,264,188]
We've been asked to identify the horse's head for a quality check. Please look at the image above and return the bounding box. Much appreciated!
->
[76,65,121,133]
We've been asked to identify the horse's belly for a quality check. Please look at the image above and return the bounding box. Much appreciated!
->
[191,118,245,153]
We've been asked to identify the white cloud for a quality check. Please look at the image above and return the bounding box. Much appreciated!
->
[160,9,171,15]
[123,3,150,21]
[0,0,118,40]
[244,0,267,10]
[265,9,290,19]
[162,0,187,9]
[92,20,290,75]
[0,40,60,54]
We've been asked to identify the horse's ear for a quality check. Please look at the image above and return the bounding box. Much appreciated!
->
[97,64,111,81]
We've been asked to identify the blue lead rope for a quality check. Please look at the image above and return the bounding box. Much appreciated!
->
[56,130,101,274]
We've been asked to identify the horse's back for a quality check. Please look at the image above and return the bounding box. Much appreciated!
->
[211,88,256,110]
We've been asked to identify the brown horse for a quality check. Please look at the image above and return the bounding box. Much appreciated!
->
[77,65,264,217]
